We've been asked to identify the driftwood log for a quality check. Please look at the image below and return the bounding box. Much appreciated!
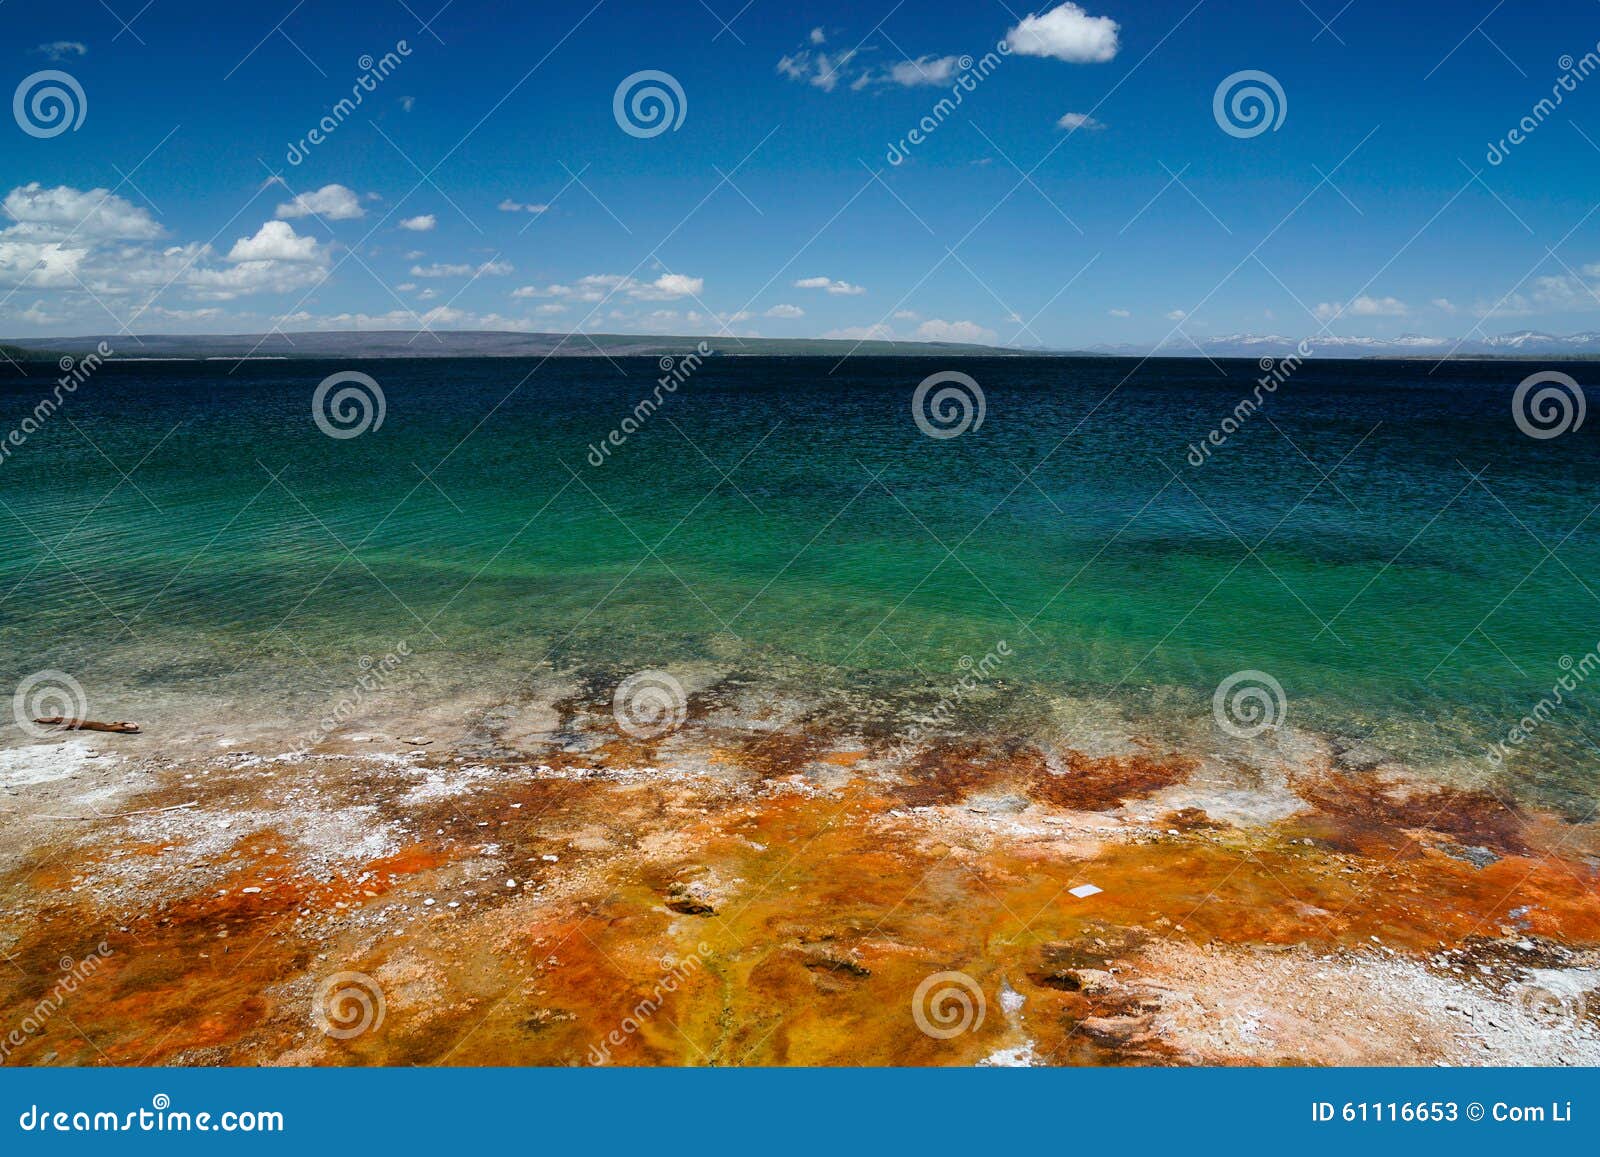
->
[33,717,140,734]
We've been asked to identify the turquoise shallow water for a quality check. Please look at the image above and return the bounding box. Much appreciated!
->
[1,355,1596,809]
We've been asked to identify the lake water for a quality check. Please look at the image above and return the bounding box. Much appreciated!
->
[1,353,1596,812]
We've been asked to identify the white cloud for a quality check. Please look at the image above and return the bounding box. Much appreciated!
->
[780,42,991,92]
[1352,295,1409,316]
[776,46,862,92]
[0,237,81,287]
[1315,295,1409,320]
[141,306,225,323]
[293,304,489,330]
[399,214,437,232]
[764,303,804,318]
[0,234,94,290]
[1496,273,1600,315]
[0,183,742,333]
[18,301,62,325]
[33,41,87,60]
[795,276,865,295]
[893,309,920,321]
[411,259,513,278]
[1108,307,1130,318]
[1056,111,1105,131]
[474,312,548,331]
[1166,309,1188,321]
[497,199,550,214]
[400,96,416,112]
[916,318,997,343]
[186,239,329,298]
[1431,298,1459,314]
[3,183,163,242]
[226,220,322,263]
[1005,3,1120,63]
[1531,277,1581,310]
[545,273,701,301]
[642,272,704,299]
[889,56,964,86]
[412,263,470,277]
[809,27,826,45]
[513,272,702,302]
[274,183,365,221]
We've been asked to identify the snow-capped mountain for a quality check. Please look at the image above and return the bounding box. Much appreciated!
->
[1086,331,1600,358]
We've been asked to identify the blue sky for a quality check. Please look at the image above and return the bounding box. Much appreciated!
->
[2,0,1599,347]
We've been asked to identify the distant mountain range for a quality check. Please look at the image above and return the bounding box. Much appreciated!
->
[0,330,1028,361]
[8,328,1600,363]
[1085,330,1600,359]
